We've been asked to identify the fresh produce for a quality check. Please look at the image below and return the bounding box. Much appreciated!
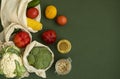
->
[56,15,67,26]
[27,7,39,19]
[57,39,72,54]
[13,31,31,48]
[27,47,52,69]
[27,18,42,31]
[23,41,54,78]
[27,0,40,8]
[0,0,72,78]
[55,58,72,75]
[0,45,27,78]
[45,5,57,19]
[41,30,57,44]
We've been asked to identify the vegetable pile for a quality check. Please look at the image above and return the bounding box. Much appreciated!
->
[27,47,52,69]
[0,44,27,78]
[0,0,72,79]
[44,4,72,76]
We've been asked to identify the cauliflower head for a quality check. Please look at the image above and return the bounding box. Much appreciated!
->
[0,45,27,78]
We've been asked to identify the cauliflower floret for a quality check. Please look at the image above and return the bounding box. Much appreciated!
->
[0,53,22,78]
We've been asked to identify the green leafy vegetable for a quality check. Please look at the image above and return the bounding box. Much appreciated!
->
[30,47,39,56]
[0,68,4,75]
[27,54,35,65]
[28,47,52,69]
[0,46,20,55]
[14,60,26,77]
[6,46,20,55]
[0,46,9,59]
[0,46,20,60]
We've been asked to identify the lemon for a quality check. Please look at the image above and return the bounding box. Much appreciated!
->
[57,39,72,54]
[45,5,57,19]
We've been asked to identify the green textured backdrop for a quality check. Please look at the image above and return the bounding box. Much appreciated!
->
[0,0,120,79]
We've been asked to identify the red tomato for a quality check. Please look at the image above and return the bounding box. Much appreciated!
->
[56,15,67,26]
[27,8,39,19]
[41,30,57,44]
[13,31,31,48]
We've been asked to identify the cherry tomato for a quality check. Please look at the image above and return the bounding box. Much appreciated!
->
[27,7,39,19]
[41,30,57,44]
[13,31,31,48]
[56,15,67,26]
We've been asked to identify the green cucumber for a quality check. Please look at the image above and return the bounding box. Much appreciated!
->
[28,0,40,8]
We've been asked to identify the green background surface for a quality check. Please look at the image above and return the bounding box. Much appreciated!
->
[0,0,120,79]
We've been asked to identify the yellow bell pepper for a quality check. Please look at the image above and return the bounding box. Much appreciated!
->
[27,18,42,31]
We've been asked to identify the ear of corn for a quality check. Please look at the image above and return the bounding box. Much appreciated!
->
[27,18,42,31]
